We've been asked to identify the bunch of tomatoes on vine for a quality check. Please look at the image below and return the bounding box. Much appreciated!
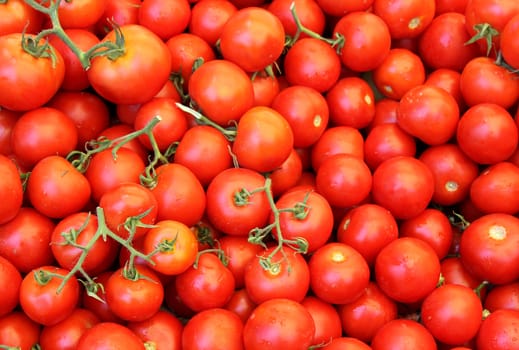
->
[2,0,519,348]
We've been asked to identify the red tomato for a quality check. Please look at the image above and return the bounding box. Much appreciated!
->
[10,107,78,168]
[441,257,488,295]
[501,13,519,69]
[128,310,183,350]
[321,337,372,350]
[98,124,149,162]
[316,0,374,16]
[375,237,441,304]
[301,296,342,346]
[363,123,417,170]
[373,0,435,39]
[418,12,480,71]
[250,71,280,107]
[333,11,391,72]
[308,242,370,304]
[269,148,304,197]
[470,162,519,214]
[371,319,437,350]
[224,288,257,323]
[397,84,460,146]
[271,85,329,148]
[0,312,40,350]
[188,0,238,47]
[175,253,236,312]
[48,29,100,91]
[151,163,207,227]
[182,308,244,350]
[233,106,294,173]
[88,25,172,105]
[476,309,519,350]
[95,0,141,36]
[456,103,518,165]
[270,188,334,253]
[0,108,19,156]
[0,33,65,111]
[310,126,364,171]
[19,266,80,326]
[338,282,398,343]
[371,156,434,220]
[369,98,399,129]
[188,59,254,126]
[39,308,100,350]
[326,77,375,129]
[372,48,426,100]
[0,155,22,224]
[105,265,164,322]
[139,0,191,40]
[220,6,285,72]
[0,255,21,317]
[268,0,325,38]
[219,235,264,289]
[435,0,469,15]
[143,220,199,276]
[336,203,399,266]
[244,246,310,304]
[54,0,105,29]
[283,37,341,93]
[460,213,519,285]
[81,271,123,323]
[419,143,479,206]
[484,282,519,312]
[27,155,91,219]
[205,167,270,236]
[243,298,315,350]
[0,0,44,35]
[424,68,465,110]
[77,322,145,350]
[316,154,372,209]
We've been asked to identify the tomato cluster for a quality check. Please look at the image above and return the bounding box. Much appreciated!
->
[2,0,519,349]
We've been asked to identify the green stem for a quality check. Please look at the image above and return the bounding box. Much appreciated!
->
[175,103,237,141]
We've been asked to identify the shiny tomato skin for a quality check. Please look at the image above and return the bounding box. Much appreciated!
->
[0,0,44,35]
[371,156,434,220]
[243,298,315,350]
[301,296,342,346]
[322,337,372,350]
[138,0,191,40]
[128,310,183,350]
[267,0,325,38]
[0,155,23,225]
[0,255,21,317]
[476,309,519,350]
[188,0,238,47]
[0,312,40,350]
[269,148,304,197]
[56,0,106,29]
[310,126,364,171]
[95,0,140,36]
[0,108,18,156]
[0,33,65,112]
[88,24,172,105]
[219,235,264,289]
[375,237,441,304]
[424,68,465,110]
[77,322,146,350]
[460,213,519,285]
[484,282,519,312]
[27,155,91,219]
[501,13,519,70]
[371,319,437,350]
[373,0,435,39]
[224,288,256,323]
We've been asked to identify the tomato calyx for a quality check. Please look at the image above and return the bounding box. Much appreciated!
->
[176,103,237,141]
[21,33,59,67]
[33,269,61,286]
[465,22,499,56]
[144,342,157,350]
[193,249,229,269]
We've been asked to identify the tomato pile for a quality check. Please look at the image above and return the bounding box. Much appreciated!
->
[2,0,519,349]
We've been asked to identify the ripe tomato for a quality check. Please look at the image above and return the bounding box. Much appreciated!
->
[397,84,460,146]
[175,253,236,312]
[0,0,44,35]
[27,155,91,219]
[250,71,280,107]
[143,220,198,276]
[270,188,334,253]
[0,33,65,111]
[128,310,183,350]
[456,103,518,165]
[333,11,391,72]
[19,266,80,326]
[88,24,172,105]
[182,308,244,350]
[373,0,435,39]
[188,59,254,126]
[0,155,22,225]
[105,265,164,322]
[460,57,519,109]
[308,242,370,304]
[484,282,519,312]
[375,237,441,304]
[205,167,270,236]
[316,0,374,16]
[0,312,40,350]
[77,322,145,350]
[95,0,140,35]
[283,37,341,93]
[418,12,480,71]
[81,271,123,323]
[224,288,257,323]
[0,108,19,156]
[268,0,325,38]
[460,213,519,285]
[476,309,519,350]
[372,48,426,100]
[244,246,310,304]
[371,319,437,350]
[151,163,207,227]
[322,337,372,350]
[501,13,519,69]
[371,156,434,220]
[220,6,285,72]
[310,126,364,171]
[10,107,78,168]
[337,282,398,343]
[441,257,488,296]
[271,85,329,148]
[269,148,304,197]
[139,0,191,40]
[243,298,315,350]
[363,123,417,170]
[39,308,100,350]
[98,124,149,162]
[421,284,483,345]
[233,106,294,173]
[55,0,105,29]
[301,296,342,346]
[188,0,238,47]
[0,255,21,317]
[219,235,264,289]
[424,68,465,110]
